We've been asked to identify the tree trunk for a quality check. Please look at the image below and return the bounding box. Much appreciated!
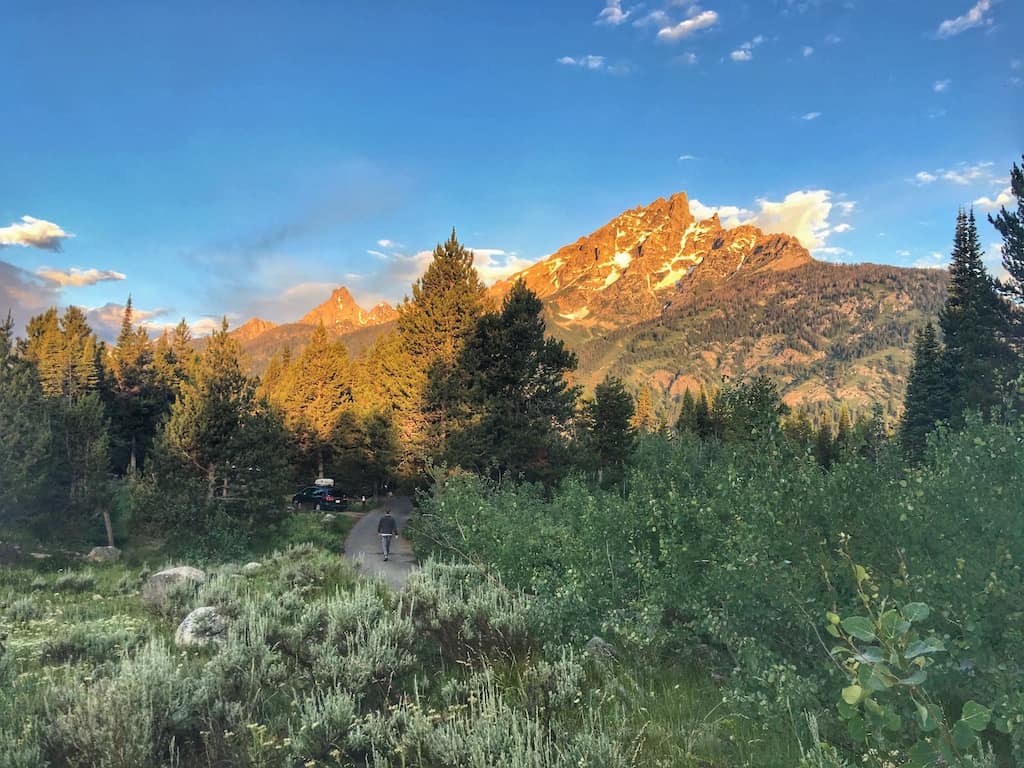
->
[102,508,114,547]
[318,450,324,479]
[207,463,216,500]
[128,433,137,475]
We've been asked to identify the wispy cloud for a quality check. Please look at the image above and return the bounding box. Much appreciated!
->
[801,111,822,121]
[35,267,126,287]
[596,0,631,26]
[678,154,698,161]
[933,79,951,92]
[0,215,72,251]
[824,33,842,44]
[936,0,996,38]
[556,54,629,73]
[633,9,669,28]
[912,162,995,186]
[802,45,814,57]
[913,252,947,270]
[656,9,719,41]
[897,249,912,257]
[376,238,400,248]
[730,35,764,62]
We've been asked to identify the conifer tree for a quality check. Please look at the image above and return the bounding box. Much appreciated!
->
[834,403,853,454]
[632,385,655,432]
[990,155,1024,310]
[939,209,1016,420]
[899,322,947,460]
[582,375,636,487]
[814,410,834,468]
[676,388,697,435]
[395,230,488,470]
[272,324,353,478]
[158,319,287,508]
[105,298,162,473]
[22,307,111,517]
[448,279,578,483]
[0,314,51,524]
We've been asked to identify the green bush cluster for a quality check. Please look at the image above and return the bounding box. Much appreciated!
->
[412,413,1024,763]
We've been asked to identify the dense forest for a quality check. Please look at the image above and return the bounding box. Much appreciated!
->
[1,159,1023,767]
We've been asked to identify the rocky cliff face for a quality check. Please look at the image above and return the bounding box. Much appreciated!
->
[231,317,278,342]
[299,287,397,333]
[490,191,811,330]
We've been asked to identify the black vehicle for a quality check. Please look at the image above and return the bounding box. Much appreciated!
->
[291,486,349,511]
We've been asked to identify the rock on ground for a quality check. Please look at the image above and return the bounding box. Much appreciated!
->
[87,546,122,563]
[175,606,227,647]
[142,566,205,610]
[242,562,263,574]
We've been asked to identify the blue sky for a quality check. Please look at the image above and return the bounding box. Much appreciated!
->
[2,0,1021,339]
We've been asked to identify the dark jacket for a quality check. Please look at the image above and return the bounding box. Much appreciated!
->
[377,514,398,535]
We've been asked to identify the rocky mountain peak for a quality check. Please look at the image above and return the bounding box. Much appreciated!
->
[231,317,277,342]
[299,286,396,332]
[489,190,811,330]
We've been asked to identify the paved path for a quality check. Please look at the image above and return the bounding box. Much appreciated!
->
[343,495,416,590]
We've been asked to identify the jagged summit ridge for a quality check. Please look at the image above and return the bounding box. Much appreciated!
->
[299,286,398,332]
[491,191,812,329]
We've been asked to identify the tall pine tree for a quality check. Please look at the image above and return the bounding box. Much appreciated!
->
[395,230,487,474]
[448,279,578,483]
[899,322,947,460]
[939,209,1015,421]
[990,155,1024,310]
[582,375,636,487]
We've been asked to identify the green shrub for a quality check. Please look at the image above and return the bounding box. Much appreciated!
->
[4,597,43,624]
[39,619,148,665]
[54,570,96,593]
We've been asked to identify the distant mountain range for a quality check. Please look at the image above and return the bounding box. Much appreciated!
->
[232,191,947,411]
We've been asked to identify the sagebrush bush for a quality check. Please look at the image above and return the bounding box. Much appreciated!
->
[44,641,193,768]
[39,619,148,665]
[54,570,97,593]
[4,596,43,624]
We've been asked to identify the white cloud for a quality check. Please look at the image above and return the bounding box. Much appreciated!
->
[974,186,1014,210]
[557,54,611,71]
[678,153,698,161]
[802,46,814,57]
[692,190,855,251]
[467,247,538,286]
[689,200,755,228]
[680,51,698,64]
[0,215,72,251]
[824,33,842,44]
[897,250,912,257]
[933,79,951,92]
[731,35,764,62]
[597,0,631,26]
[801,111,822,121]
[1012,59,1022,70]
[377,238,397,248]
[657,9,719,41]
[35,267,126,287]
[814,246,852,261]
[942,161,994,185]
[633,9,669,27]
[936,0,996,38]
[915,171,938,184]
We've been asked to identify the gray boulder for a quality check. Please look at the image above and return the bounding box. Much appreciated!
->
[241,561,263,574]
[322,513,336,522]
[87,546,122,563]
[142,566,205,610]
[175,606,227,648]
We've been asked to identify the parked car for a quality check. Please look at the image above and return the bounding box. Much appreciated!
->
[292,486,349,511]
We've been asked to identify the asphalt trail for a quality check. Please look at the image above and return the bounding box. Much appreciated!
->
[343,495,416,590]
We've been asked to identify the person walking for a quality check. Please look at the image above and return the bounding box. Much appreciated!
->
[377,509,398,561]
